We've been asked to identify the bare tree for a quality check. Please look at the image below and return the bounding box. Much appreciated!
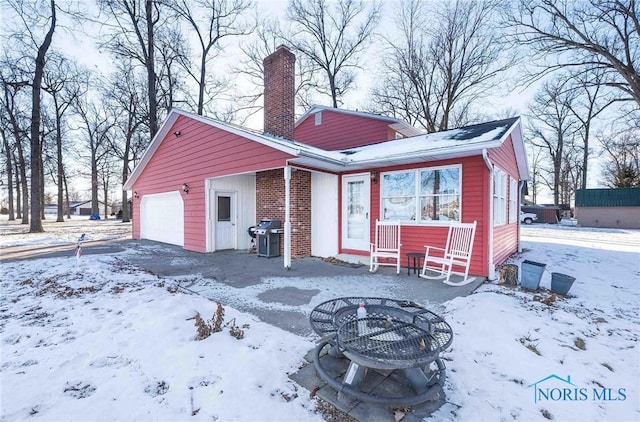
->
[43,53,85,222]
[285,0,381,108]
[0,45,33,225]
[599,124,640,187]
[527,76,579,205]
[105,59,148,223]
[371,0,515,132]
[167,0,253,115]
[0,75,30,224]
[1,128,15,220]
[73,81,116,216]
[235,16,318,118]
[507,0,640,107]
[155,27,191,112]
[7,0,57,233]
[562,69,617,190]
[99,0,164,137]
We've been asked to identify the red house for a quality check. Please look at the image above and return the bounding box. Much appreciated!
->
[123,45,529,280]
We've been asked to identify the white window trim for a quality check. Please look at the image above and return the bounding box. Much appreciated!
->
[494,168,507,226]
[380,164,462,225]
[314,111,322,126]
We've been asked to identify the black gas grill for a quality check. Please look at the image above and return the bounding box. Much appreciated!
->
[254,219,282,257]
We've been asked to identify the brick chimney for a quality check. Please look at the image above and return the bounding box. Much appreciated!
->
[263,45,296,140]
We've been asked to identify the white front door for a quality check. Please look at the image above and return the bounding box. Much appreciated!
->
[215,191,236,250]
[342,174,370,251]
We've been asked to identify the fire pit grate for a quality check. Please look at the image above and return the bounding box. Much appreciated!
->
[337,316,438,369]
[309,297,454,406]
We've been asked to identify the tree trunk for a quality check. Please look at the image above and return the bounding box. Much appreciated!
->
[29,0,56,233]
[146,0,158,137]
[581,121,591,190]
[15,136,28,224]
[2,131,15,220]
[91,150,99,215]
[40,148,45,220]
[56,106,64,222]
[197,54,206,115]
[103,181,109,218]
[14,160,21,220]
[122,150,131,223]
[64,172,71,219]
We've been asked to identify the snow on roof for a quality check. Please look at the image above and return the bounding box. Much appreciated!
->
[328,117,519,164]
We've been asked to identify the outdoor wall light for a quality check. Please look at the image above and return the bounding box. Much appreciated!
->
[182,183,189,194]
[370,170,378,184]
[174,130,181,137]
[134,191,139,199]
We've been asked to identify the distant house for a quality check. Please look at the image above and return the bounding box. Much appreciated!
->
[43,201,113,217]
[123,45,530,280]
[521,205,563,224]
[575,188,640,229]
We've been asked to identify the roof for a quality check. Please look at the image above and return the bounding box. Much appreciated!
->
[290,117,529,178]
[124,110,528,190]
[296,105,423,137]
[576,188,640,207]
[338,117,520,163]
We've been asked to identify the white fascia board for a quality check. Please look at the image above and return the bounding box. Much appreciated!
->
[509,119,530,180]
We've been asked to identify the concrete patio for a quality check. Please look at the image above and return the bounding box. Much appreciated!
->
[122,241,484,337]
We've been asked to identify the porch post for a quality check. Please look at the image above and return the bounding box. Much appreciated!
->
[284,166,292,269]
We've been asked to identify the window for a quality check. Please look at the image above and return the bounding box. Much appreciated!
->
[314,111,322,126]
[509,177,518,223]
[493,168,507,225]
[395,131,404,139]
[217,196,231,221]
[381,165,461,223]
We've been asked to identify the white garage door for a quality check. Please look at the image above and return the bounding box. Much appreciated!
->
[140,191,184,246]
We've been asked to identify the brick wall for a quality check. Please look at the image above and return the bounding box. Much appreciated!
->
[291,169,311,257]
[263,45,296,140]
[256,169,311,257]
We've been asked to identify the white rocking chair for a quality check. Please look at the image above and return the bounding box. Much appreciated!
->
[420,221,477,286]
[369,220,402,274]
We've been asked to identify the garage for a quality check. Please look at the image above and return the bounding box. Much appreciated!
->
[140,191,184,246]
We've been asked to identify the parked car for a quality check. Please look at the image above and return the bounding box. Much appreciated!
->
[520,211,538,225]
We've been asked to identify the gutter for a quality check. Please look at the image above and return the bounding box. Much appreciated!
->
[482,149,496,281]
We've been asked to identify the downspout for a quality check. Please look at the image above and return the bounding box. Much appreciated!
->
[482,149,496,280]
[284,165,292,269]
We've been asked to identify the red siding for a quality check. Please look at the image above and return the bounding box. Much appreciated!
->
[131,115,294,252]
[295,110,394,150]
[339,156,491,277]
[489,134,520,265]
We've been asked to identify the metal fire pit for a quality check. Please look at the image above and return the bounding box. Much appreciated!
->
[309,297,453,406]
[310,297,452,346]
[336,315,439,370]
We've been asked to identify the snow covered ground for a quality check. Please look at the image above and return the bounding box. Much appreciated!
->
[1,218,639,421]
